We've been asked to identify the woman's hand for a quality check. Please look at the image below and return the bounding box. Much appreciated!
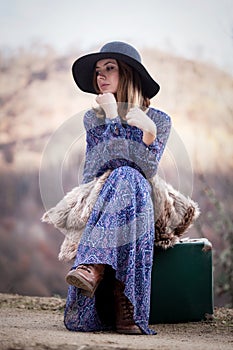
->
[126,107,157,146]
[96,93,118,119]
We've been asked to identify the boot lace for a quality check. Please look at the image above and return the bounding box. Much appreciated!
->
[119,293,134,321]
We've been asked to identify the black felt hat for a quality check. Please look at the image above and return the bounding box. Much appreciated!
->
[72,41,160,99]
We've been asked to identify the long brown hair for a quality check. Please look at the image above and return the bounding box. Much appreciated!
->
[93,60,150,118]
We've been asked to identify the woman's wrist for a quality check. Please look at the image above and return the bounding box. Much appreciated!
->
[104,107,118,119]
[142,123,157,145]
[105,115,121,124]
[142,131,156,146]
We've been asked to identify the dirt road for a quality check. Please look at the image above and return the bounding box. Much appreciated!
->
[0,293,232,350]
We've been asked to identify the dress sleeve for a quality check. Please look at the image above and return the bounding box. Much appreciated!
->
[146,109,171,166]
[128,108,171,178]
[82,110,130,183]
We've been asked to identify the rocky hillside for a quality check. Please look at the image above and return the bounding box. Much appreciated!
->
[0,46,232,174]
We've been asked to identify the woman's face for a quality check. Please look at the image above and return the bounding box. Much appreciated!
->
[95,59,119,94]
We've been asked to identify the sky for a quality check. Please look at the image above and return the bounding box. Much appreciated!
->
[0,0,233,74]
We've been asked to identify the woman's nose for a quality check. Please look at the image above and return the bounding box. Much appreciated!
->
[97,71,105,79]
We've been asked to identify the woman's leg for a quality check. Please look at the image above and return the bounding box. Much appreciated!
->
[64,166,155,334]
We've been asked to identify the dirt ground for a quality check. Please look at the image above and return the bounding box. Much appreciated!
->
[0,293,232,350]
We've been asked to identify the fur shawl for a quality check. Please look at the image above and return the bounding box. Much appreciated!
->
[41,170,200,261]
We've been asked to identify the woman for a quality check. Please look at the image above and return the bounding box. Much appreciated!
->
[64,41,171,335]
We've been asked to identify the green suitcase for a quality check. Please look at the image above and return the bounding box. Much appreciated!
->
[149,238,214,324]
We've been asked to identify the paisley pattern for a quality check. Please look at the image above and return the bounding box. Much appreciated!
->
[64,107,171,334]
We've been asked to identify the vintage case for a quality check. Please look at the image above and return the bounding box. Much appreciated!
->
[149,238,214,324]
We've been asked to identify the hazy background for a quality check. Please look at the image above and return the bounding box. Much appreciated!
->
[0,0,233,306]
[1,0,233,73]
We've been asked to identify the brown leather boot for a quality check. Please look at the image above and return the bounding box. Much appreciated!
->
[114,280,142,334]
[66,264,105,298]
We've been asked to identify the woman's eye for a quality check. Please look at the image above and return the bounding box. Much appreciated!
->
[106,65,114,71]
[96,65,116,75]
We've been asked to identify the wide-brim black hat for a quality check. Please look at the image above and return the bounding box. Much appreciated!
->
[72,41,160,99]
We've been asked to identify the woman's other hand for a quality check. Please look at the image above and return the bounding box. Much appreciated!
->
[126,107,157,146]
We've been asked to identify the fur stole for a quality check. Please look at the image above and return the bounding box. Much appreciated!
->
[149,175,200,249]
[41,170,200,261]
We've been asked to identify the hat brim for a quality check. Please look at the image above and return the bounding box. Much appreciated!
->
[72,52,160,99]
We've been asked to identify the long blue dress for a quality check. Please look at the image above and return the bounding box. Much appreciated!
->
[64,107,171,334]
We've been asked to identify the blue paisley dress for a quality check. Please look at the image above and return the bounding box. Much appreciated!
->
[64,107,171,334]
